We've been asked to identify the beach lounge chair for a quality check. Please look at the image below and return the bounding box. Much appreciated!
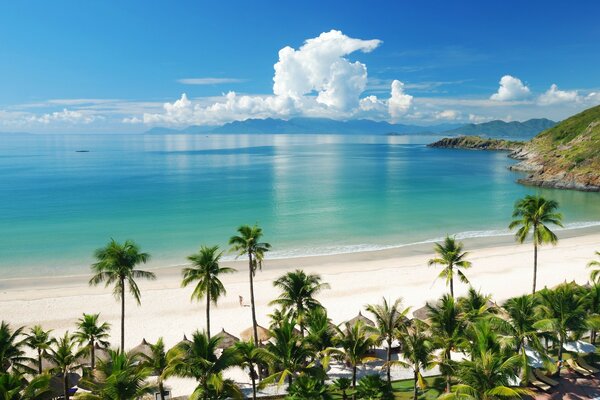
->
[527,372,552,392]
[566,358,592,376]
[576,356,600,374]
[533,369,559,386]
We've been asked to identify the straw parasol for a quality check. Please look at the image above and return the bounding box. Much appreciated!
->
[240,325,271,343]
[214,329,239,349]
[346,311,375,328]
[411,304,430,321]
[129,338,153,358]
[49,372,81,396]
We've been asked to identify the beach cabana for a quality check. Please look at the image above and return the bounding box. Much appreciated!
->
[214,329,239,349]
[563,340,597,354]
[411,304,430,321]
[129,338,153,358]
[240,325,271,343]
[346,311,375,328]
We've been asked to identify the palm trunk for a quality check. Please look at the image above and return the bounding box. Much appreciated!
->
[120,277,125,352]
[287,374,293,390]
[158,380,166,400]
[64,372,70,400]
[386,338,392,383]
[446,348,452,392]
[532,241,538,294]
[557,338,563,376]
[449,265,454,298]
[206,288,211,338]
[37,349,42,374]
[249,253,259,347]
[91,339,96,370]
[250,362,257,400]
[413,370,418,400]
[352,365,357,400]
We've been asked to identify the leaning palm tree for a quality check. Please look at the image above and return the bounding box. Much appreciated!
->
[89,239,155,351]
[46,332,86,400]
[25,325,55,375]
[0,321,28,373]
[395,320,433,400]
[182,245,236,337]
[229,225,271,347]
[270,270,330,335]
[76,349,155,400]
[164,330,241,400]
[234,341,271,400]
[365,297,409,383]
[73,313,110,370]
[509,195,563,294]
[428,236,472,298]
[139,338,168,400]
[0,372,51,400]
[588,251,600,283]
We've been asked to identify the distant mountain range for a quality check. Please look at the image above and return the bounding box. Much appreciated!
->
[144,117,557,138]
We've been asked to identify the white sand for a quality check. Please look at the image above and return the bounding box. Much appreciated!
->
[1,228,598,396]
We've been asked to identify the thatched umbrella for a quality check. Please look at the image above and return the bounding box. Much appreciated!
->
[49,372,81,397]
[346,311,375,328]
[129,338,153,358]
[214,329,239,349]
[240,325,271,343]
[411,304,430,321]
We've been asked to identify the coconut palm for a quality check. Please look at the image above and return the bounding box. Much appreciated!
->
[46,332,86,400]
[332,377,352,400]
[428,236,472,298]
[0,322,28,373]
[287,375,332,400]
[270,270,330,335]
[395,320,433,400]
[329,321,378,399]
[73,314,110,370]
[229,225,271,347]
[457,287,494,327]
[164,330,241,400]
[234,341,270,400]
[89,239,155,352]
[586,283,600,343]
[25,326,55,375]
[588,251,600,283]
[355,374,393,400]
[305,307,336,359]
[182,245,236,337]
[509,195,563,294]
[365,297,409,383]
[140,338,167,400]
[534,284,588,376]
[426,294,462,393]
[0,372,51,400]
[76,349,155,400]
[496,295,540,353]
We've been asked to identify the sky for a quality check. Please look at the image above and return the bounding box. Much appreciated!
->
[1,0,599,133]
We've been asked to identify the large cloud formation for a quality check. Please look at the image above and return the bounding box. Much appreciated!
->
[490,75,531,101]
[142,30,411,126]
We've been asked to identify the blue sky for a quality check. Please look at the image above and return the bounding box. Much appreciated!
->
[1,0,599,132]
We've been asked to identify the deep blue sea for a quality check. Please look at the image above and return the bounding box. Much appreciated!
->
[1,133,599,278]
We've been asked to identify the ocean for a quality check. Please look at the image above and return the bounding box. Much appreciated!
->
[1,132,599,278]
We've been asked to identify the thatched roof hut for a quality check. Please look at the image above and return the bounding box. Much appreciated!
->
[346,311,375,328]
[411,304,430,321]
[129,338,153,358]
[214,329,239,349]
[240,325,271,343]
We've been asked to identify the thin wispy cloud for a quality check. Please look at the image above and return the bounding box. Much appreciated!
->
[177,78,246,85]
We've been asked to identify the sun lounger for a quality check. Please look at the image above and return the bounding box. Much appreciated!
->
[576,357,600,374]
[528,372,552,392]
[533,369,559,386]
[566,358,592,376]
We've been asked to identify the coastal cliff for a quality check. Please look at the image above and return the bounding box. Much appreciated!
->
[427,136,524,151]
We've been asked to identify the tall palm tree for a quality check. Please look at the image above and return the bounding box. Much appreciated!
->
[534,284,588,376]
[588,251,600,283]
[46,332,86,400]
[496,295,540,353]
[0,322,28,373]
[76,349,155,400]
[428,236,472,298]
[457,287,494,327]
[0,372,51,400]
[234,341,270,400]
[25,326,54,375]
[270,270,330,335]
[73,314,110,370]
[305,308,336,360]
[182,245,236,337]
[365,297,409,383]
[329,321,377,399]
[89,239,155,352]
[509,195,563,294]
[427,294,462,393]
[164,331,241,400]
[395,320,433,400]
[229,225,271,347]
[139,338,168,400]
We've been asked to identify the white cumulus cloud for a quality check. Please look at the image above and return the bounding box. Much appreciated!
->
[388,80,413,119]
[434,109,460,120]
[537,84,579,105]
[490,75,531,101]
[33,108,97,124]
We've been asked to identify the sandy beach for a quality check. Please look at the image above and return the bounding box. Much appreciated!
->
[1,226,599,395]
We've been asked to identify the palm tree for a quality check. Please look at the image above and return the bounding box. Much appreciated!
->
[426,294,462,393]
[25,326,54,375]
[287,375,332,400]
[329,321,377,399]
[355,374,393,400]
[234,341,270,400]
[534,284,588,376]
[586,283,600,344]
[0,322,28,373]
[365,297,409,383]
[46,332,86,400]
[164,330,241,400]
[305,307,336,360]
[89,239,155,352]
[428,236,472,298]
[270,270,330,335]
[76,349,155,400]
[73,314,110,370]
[182,245,236,337]
[331,377,352,400]
[509,195,563,294]
[496,295,540,353]
[140,338,168,400]
[396,320,433,400]
[229,225,271,347]
[588,251,600,283]
[457,287,494,327]
[0,372,51,400]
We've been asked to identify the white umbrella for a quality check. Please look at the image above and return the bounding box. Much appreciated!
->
[524,346,544,368]
[563,340,597,354]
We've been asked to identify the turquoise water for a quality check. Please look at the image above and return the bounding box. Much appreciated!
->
[1,133,600,278]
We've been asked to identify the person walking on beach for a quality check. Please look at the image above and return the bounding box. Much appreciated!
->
[239,295,243,307]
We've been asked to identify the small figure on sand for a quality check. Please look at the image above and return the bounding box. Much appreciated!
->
[239,295,243,307]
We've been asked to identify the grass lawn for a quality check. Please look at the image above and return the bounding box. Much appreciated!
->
[390,376,445,399]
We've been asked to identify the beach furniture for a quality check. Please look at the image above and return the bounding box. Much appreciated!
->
[527,372,552,392]
[566,358,593,376]
[533,369,559,386]
[576,356,600,374]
